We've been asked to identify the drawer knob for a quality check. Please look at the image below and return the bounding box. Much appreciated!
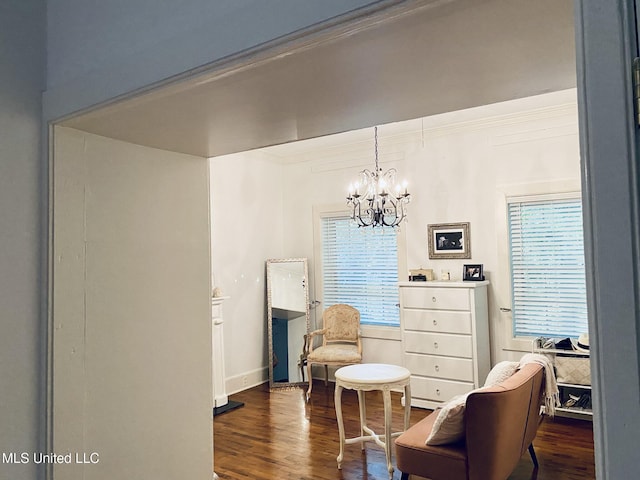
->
[436,389,441,396]
[432,296,437,302]
[432,319,438,326]
[434,342,439,349]
[435,365,440,372]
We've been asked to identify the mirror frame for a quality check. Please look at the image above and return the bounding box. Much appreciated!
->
[266,258,310,391]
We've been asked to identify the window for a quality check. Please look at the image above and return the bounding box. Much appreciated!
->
[320,215,400,327]
[508,196,588,338]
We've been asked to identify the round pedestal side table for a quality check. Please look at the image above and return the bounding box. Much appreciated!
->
[334,363,412,479]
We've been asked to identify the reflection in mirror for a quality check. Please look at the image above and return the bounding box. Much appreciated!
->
[266,258,310,390]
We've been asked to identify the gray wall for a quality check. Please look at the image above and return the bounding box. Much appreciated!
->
[0,1,45,479]
[43,0,386,120]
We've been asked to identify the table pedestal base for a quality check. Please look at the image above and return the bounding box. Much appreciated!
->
[334,364,411,479]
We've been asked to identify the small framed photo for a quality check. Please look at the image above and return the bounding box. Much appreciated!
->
[463,264,484,281]
[409,268,434,281]
[427,222,471,259]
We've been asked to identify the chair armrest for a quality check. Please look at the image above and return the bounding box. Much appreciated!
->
[307,329,326,353]
[308,328,325,338]
[299,334,309,362]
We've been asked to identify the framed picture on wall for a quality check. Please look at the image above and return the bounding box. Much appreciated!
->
[427,222,471,259]
[463,264,484,281]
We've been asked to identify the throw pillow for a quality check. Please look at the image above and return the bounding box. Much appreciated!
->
[425,393,469,446]
[484,361,519,387]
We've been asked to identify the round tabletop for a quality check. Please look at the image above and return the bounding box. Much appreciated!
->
[335,363,410,385]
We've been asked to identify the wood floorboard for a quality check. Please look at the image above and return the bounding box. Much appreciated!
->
[213,381,595,480]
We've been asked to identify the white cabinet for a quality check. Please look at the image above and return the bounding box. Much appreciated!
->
[399,281,490,409]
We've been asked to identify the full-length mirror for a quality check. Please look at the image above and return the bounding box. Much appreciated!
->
[266,258,310,390]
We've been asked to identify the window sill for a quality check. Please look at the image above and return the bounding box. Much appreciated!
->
[502,336,537,352]
[361,324,401,341]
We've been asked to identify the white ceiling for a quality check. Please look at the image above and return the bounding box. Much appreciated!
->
[61,0,576,158]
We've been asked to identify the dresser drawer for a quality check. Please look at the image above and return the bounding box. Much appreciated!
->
[401,286,470,311]
[404,331,473,358]
[404,353,474,382]
[410,376,473,403]
[402,309,472,334]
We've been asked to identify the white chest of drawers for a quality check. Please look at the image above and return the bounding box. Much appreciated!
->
[399,281,490,409]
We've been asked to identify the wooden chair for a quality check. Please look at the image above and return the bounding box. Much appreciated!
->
[305,304,362,401]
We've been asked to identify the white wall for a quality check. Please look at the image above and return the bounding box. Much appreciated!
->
[210,150,285,391]
[0,2,45,479]
[210,89,581,391]
[44,0,384,121]
[282,89,581,365]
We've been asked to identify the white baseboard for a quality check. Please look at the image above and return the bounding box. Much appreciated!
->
[225,365,345,395]
[226,367,268,395]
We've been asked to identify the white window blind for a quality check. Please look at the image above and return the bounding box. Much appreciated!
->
[321,216,399,326]
[508,198,588,338]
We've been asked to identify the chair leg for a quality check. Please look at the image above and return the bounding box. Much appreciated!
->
[528,443,539,469]
[324,364,329,386]
[306,363,313,401]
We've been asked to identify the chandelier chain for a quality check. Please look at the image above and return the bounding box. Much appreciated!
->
[374,126,379,172]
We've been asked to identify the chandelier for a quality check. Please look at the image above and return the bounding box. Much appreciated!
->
[346,126,410,228]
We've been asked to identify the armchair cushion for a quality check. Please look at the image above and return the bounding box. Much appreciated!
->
[307,344,361,364]
[426,393,469,446]
[426,386,489,446]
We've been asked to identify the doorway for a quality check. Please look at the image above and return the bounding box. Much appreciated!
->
[49,1,589,478]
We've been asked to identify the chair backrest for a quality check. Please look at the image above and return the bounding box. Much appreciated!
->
[322,304,360,344]
[464,364,545,480]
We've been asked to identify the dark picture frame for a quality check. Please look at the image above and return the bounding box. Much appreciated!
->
[427,222,471,259]
[463,264,484,281]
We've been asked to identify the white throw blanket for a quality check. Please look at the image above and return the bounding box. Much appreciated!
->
[519,353,560,417]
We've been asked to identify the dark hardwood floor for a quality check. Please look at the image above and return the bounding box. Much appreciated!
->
[213,381,595,480]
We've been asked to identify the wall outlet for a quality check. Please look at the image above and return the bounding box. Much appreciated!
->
[242,376,248,386]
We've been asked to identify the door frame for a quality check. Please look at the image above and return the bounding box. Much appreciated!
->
[575,1,640,478]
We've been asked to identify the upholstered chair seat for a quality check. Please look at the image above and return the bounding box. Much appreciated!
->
[307,344,361,364]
